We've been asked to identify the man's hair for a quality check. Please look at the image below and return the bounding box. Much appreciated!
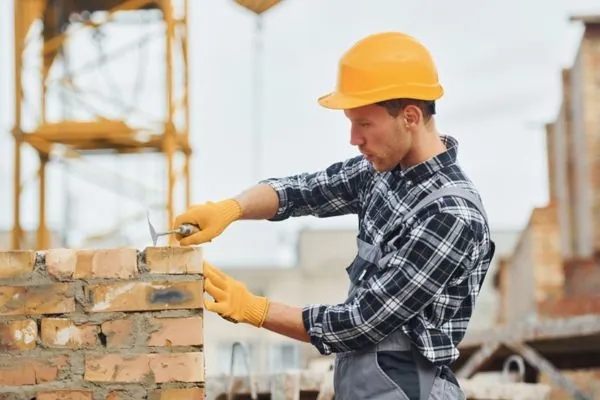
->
[376,98,436,121]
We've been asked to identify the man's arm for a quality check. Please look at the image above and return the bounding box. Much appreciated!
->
[175,156,370,245]
[233,183,280,220]
[262,303,310,343]
[258,155,370,221]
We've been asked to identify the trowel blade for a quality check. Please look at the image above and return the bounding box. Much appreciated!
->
[146,210,158,246]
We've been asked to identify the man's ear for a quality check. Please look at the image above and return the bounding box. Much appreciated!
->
[403,105,421,127]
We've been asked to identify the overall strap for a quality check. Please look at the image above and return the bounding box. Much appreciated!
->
[401,185,488,224]
[379,185,490,269]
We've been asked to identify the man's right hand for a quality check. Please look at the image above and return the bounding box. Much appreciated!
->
[173,199,242,245]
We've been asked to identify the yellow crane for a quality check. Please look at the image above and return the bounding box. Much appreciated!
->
[10,0,192,250]
[9,0,283,250]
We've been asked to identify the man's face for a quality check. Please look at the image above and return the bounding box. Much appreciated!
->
[344,104,412,172]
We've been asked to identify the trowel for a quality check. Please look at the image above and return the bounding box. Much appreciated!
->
[146,210,200,246]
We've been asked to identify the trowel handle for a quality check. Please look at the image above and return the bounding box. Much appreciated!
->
[177,223,200,237]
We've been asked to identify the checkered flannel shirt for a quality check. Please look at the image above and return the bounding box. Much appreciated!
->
[259,135,494,366]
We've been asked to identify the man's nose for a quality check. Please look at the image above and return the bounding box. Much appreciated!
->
[350,128,364,146]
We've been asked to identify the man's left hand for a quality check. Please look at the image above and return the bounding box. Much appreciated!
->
[203,261,270,327]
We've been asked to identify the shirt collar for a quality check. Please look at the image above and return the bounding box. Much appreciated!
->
[394,135,459,183]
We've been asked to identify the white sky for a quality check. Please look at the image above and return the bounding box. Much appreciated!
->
[0,0,599,267]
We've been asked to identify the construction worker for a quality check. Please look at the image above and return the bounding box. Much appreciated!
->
[175,32,495,400]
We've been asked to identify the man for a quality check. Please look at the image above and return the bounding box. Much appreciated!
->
[174,32,495,400]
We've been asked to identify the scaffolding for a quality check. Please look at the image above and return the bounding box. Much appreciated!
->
[11,0,191,249]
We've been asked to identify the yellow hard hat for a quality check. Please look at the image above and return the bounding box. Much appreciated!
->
[318,32,444,110]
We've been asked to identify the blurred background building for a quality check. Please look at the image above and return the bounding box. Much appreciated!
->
[488,15,600,398]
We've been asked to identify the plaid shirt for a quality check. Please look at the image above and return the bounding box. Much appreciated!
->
[260,135,494,366]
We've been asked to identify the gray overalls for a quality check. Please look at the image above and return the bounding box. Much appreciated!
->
[334,186,490,400]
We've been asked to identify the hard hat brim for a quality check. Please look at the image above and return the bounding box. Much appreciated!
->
[317,92,374,110]
[318,85,443,110]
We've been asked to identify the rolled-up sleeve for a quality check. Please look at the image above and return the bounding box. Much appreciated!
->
[301,212,477,355]
[259,156,370,221]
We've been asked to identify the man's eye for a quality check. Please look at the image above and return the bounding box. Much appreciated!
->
[360,122,371,128]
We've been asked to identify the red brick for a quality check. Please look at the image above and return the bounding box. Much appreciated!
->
[149,388,204,400]
[150,353,204,383]
[105,391,126,400]
[0,251,35,279]
[101,319,135,348]
[0,355,68,385]
[564,258,600,296]
[0,319,37,350]
[46,249,77,280]
[85,280,203,313]
[84,354,151,383]
[104,390,149,400]
[75,249,138,279]
[84,352,203,383]
[41,318,98,348]
[36,390,93,400]
[539,296,600,318]
[0,284,75,316]
[148,316,203,347]
[144,247,203,274]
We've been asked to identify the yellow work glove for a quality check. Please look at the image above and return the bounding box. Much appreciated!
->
[203,261,270,327]
[173,199,242,245]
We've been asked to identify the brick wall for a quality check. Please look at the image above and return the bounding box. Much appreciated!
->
[563,256,600,297]
[537,255,600,317]
[494,256,511,324]
[547,22,600,261]
[496,217,535,323]
[568,23,600,258]
[0,247,205,400]
[545,122,557,203]
[582,25,600,253]
[529,206,564,303]
[496,205,564,323]
[531,19,600,319]
[548,69,575,260]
